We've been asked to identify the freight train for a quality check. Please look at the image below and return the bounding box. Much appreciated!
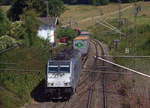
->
[45,31,90,99]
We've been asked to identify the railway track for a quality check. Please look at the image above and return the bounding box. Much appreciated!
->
[26,39,121,108]
[86,39,106,108]
[87,39,123,108]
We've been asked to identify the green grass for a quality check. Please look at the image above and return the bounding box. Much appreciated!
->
[60,3,133,28]
[0,5,10,12]
[0,47,48,108]
[0,43,67,108]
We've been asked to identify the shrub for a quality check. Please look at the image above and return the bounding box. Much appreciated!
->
[0,8,11,36]
[0,35,22,50]
[9,21,26,40]
[57,27,77,42]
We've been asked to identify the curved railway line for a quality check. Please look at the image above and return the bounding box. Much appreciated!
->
[26,39,121,108]
[87,39,106,108]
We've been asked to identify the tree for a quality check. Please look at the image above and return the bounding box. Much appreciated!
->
[0,8,11,36]
[34,0,66,17]
[99,0,109,5]
[32,0,46,16]
[21,10,40,47]
[9,21,26,40]
[7,0,28,21]
[88,0,109,5]
[47,0,66,17]
[57,27,77,42]
[0,0,16,5]
[0,35,21,50]
[7,0,66,20]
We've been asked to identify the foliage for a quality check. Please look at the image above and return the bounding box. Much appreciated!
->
[21,10,40,47]
[0,39,67,108]
[7,0,28,21]
[9,21,26,40]
[46,0,66,17]
[32,0,46,16]
[88,0,109,5]
[62,0,142,5]
[99,0,110,5]
[7,0,66,20]
[63,0,78,4]
[0,0,16,5]
[0,35,21,50]
[0,8,11,36]
[0,46,50,108]
[25,0,66,17]
[57,27,77,42]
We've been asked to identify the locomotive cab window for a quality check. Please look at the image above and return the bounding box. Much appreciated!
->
[60,65,70,73]
[49,65,58,73]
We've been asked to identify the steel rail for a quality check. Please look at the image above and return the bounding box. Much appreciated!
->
[87,39,107,108]
[93,39,107,108]
[100,55,150,58]
[86,40,98,108]
[87,83,94,108]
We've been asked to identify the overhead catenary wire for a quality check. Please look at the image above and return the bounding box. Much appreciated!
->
[100,55,150,58]
[62,5,133,27]
[98,21,126,36]
[103,20,118,30]
[96,56,150,78]
[100,20,126,36]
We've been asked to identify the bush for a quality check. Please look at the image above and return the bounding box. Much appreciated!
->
[0,8,11,36]
[9,21,26,40]
[57,27,77,42]
[0,35,22,50]
[21,10,40,47]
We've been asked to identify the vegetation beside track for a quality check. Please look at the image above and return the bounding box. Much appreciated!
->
[88,2,150,107]
[0,1,67,107]
[0,44,68,108]
[0,1,150,107]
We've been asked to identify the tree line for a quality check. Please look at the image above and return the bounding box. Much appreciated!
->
[63,0,149,5]
[0,0,149,6]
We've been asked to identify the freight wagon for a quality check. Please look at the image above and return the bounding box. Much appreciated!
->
[73,36,90,56]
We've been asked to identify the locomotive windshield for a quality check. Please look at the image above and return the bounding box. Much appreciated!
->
[48,65,70,73]
[60,65,70,73]
[49,65,58,73]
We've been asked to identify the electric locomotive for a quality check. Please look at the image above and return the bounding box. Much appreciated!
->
[45,49,81,99]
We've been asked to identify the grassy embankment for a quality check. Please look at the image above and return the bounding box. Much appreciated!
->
[0,4,76,108]
[0,5,66,107]
[88,2,150,107]
[0,1,150,107]
[61,2,150,106]
[0,42,68,108]
[60,1,150,73]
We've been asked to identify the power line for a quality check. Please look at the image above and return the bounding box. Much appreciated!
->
[118,0,122,40]
[133,2,141,69]
[96,56,150,78]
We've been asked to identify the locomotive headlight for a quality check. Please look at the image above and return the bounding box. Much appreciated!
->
[64,82,71,86]
[48,83,54,86]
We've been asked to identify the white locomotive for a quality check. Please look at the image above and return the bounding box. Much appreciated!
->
[45,31,90,99]
[45,49,81,99]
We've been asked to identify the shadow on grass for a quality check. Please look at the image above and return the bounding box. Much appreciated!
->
[31,79,49,102]
[31,79,71,102]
